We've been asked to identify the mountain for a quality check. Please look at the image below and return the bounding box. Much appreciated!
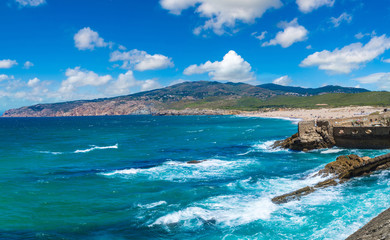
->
[2,81,378,117]
[258,83,370,96]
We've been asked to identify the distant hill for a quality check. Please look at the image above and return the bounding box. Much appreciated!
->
[126,81,276,101]
[258,83,369,96]
[2,81,384,117]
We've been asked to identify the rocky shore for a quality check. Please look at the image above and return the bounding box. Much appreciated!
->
[346,208,390,240]
[272,153,390,204]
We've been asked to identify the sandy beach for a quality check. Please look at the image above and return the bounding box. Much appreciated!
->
[241,106,390,121]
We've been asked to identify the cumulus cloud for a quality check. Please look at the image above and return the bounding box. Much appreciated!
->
[15,0,45,7]
[59,67,113,95]
[273,75,292,86]
[110,49,174,71]
[0,59,18,69]
[296,0,334,13]
[300,35,390,74]
[354,72,390,90]
[0,74,14,82]
[0,76,49,103]
[23,61,34,69]
[262,18,308,48]
[160,0,282,35]
[27,77,40,87]
[105,71,161,96]
[74,27,107,50]
[330,12,352,27]
[183,50,255,82]
[383,59,390,63]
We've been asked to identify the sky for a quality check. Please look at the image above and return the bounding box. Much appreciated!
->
[1,0,390,111]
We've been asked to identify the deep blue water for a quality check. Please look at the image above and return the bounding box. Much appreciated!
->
[0,115,389,240]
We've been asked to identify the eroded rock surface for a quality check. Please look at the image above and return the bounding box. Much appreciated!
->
[272,153,390,204]
[346,208,390,240]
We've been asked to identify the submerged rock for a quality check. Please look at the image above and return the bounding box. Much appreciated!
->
[272,153,390,204]
[186,160,206,164]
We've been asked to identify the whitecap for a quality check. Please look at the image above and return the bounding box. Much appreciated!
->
[38,151,64,155]
[321,148,344,154]
[151,195,277,228]
[74,144,118,153]
[138,201,167,209]
[252,140,288,153]
[99,158,255,182]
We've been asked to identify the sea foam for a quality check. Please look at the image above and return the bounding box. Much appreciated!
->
[74,144,118,153]
[100,158,256,182]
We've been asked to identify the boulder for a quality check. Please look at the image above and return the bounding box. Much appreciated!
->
[272,153,390,204]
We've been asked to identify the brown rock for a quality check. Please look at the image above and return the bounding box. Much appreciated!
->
[272,153,390,204]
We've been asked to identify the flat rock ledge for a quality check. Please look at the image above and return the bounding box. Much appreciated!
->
[346,208,390,240]
[272,153,390,204]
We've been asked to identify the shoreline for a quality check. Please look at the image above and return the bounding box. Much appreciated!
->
[240,106,389,121]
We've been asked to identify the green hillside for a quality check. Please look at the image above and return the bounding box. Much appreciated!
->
[168,91,390,111]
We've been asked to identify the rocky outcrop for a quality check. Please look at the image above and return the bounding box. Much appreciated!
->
[273,121,335,151]
[346,207,390,240]
[272,153,390,204]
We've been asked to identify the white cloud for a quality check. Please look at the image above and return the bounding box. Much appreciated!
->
[160,0,282,35]
[141,79,162,91]
[354,72,390,90]
[0,76,49,102]
[273,75,292,86]
[296,0,334,13]
[105,71,160,95]
[169,79,187,86]
[23,61,34,69]
[383,58,390,63]
[0,74,14,82]
[183,50,255,82]
[355,32,366,39]
[74,27,107,50]
[59,67,113,95]
[300,35,390,74]
[0,59,18,69]
[27,77,40,87]
[15,0,45,7]
[58,68,162,99]
[252,31,267,40]
[110,49,174,71]
[262,18,308,48]
[330,12,352,27]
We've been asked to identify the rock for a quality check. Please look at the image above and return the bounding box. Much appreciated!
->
[187,160,206,164]
[272,131,334,151]
[272,153,390,204]
[346,208,390,240]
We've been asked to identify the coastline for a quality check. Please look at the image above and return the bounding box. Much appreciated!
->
[240,106,389,121]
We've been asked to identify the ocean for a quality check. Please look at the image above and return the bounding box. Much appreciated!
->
[0,115,389,240]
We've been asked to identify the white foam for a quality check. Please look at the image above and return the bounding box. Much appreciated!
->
[321,148,344,154]
[252,140,288,153]
[151,195,277,227]
[38,151,63,155]
[100,158,255,182]
[74,144,118,153]
[138,201,167,209]
[101,168,140,176]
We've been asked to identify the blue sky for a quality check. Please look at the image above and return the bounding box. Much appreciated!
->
[1,0,390,110]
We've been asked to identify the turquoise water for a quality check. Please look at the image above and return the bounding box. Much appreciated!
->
[0,115,389,240]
